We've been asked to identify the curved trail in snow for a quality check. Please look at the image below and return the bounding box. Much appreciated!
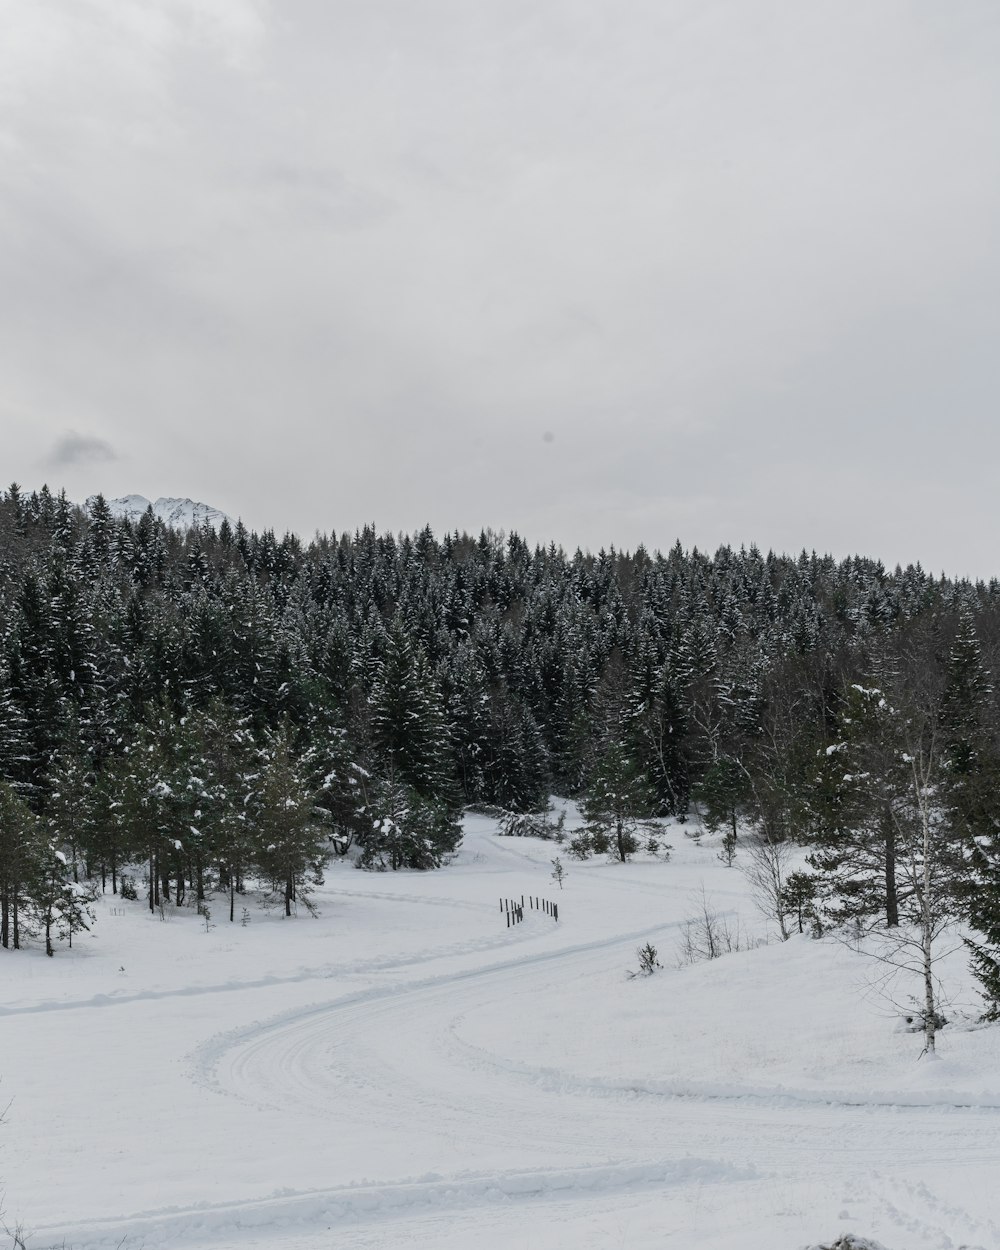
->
[184,829,1000,1235]
[194,920,1000,1164]
[32,823,1000,1250]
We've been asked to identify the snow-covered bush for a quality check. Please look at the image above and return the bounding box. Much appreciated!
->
[803,1235,891,1250]
[497,808,565,840]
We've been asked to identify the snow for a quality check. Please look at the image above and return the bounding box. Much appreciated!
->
[84,495,234,532]
[2,809,999,1250]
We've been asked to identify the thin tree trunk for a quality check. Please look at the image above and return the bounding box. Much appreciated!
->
[922,922,937,1055]
[921,802,937,1055]
[616,819,627,863]
[884,805,899,928]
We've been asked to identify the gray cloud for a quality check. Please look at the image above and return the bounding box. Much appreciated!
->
[3,2,1000,577]
[48,431,118,467]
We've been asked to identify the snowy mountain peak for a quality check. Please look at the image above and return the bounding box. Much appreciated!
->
[86,494,234,532]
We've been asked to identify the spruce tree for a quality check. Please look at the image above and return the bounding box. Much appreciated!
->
[371,618,454,801]
[29,841,95,955]
[251,731,329,915]
[0,781,40,949]
[940,612,1000,1015]
[581,742,659,863]
[43,723,94,884]
[360,775,462,871]
[808,682,909,928]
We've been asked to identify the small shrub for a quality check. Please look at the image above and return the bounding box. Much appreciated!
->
[567,831,592,860]
[806,1236,891,1250]
[781,871,819,935]
[119,876,137,901]
[627,942,662,978]
[589,827,612,857]
[718,829,738,867]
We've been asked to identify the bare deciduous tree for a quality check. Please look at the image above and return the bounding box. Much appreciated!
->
[740,832,795,941]
[677,888,753,964]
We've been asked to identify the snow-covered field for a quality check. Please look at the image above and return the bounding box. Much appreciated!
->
[3,808,1000,1250]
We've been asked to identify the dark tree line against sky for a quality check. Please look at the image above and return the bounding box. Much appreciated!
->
[1,483,999,1025]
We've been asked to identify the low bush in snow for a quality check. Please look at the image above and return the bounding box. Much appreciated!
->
[497,808,565,840]
[804,1235,891,1250]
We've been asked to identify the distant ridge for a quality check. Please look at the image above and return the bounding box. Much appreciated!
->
[86,494,234,532]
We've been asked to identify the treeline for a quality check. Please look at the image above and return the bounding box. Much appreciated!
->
[0,483,998,1012]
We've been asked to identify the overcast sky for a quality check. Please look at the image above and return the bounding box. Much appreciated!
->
[3,1,1000,577]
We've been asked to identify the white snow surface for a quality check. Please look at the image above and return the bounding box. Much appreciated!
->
[3,807,1000,1250]
[84,495,234,531]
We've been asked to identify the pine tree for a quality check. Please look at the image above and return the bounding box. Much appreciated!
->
[43,722,94,884]
[695,754,750,844]
[29,841,95,955]
[100,721,176,912]
[359,775,462,871]
[581,742,659,863]
[809,670,956,1052]
[371,618,454,801]
[808,682,909,928]
[939,612,1000,1015]
[251,731,329,916]
[0,781,40,949]
[625,646,690,817]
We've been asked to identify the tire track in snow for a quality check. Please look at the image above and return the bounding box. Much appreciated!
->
[0,897,546,1018]
[27,1157,757,1250]
[189,916,692,1098]
[192,914,1000,1189]
[446,1022,1000,1112]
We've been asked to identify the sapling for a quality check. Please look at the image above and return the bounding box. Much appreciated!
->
[627,942,662,978]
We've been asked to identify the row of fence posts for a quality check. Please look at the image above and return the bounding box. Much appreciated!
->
[500,895,559,927]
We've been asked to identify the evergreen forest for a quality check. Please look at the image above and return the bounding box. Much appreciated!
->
[1,483,999,1020]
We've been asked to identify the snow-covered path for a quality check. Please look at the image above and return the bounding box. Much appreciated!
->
[4,813,1000,1250]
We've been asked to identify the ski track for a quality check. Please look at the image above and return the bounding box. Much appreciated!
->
[188,915,694,1097]
[28,1158,756,1250]
[195,948,1000,1165]
[20,825,1000,1249]
[181,894,1000,1248]
[0,884,550,1017]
